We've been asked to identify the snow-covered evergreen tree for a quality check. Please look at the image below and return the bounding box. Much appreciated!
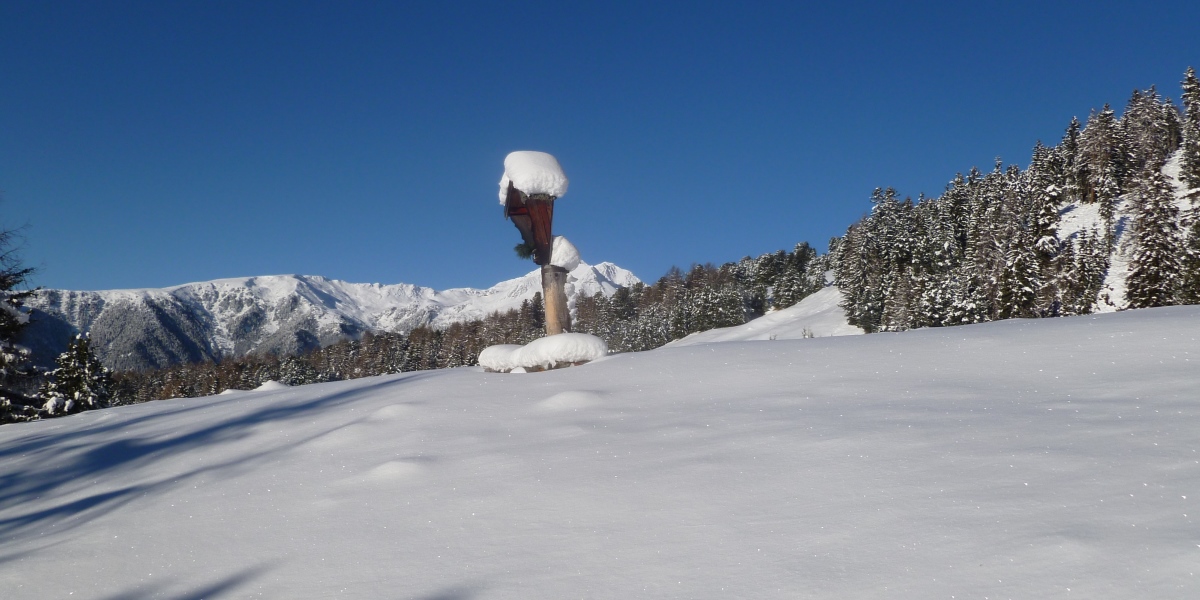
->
[1072,229,1110,314]
[1126,171,1182,308]
[1180,67,1200,193]
[1061,117,1083,202]
[279,355,322,386]
[1030,157,1064,258]
[1178,207,1200,305]
[1120,87,1181,181]
[772,243,817,309]
[1176,67,1200,305]
[0,225,40,423]
[997,226,1040,319]
[39,334,114,416]
[1078,104,1125,203]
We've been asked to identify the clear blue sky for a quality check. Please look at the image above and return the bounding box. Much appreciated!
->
[3,1,1198,291]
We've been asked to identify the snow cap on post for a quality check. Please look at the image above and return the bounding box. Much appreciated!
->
[498,151,569,204]
[550,236,581,271]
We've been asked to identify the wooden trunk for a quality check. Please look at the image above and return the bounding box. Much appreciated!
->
[541,264,572,335]
[505,182,567,334]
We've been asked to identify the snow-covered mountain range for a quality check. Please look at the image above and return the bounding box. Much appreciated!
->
[21,262,639,372]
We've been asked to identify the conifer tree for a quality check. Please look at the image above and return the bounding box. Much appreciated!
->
[39,334,114,416]
[279,355,321,386]
[1180,67,1200,193]
[1074,229,1111,313]
[1121,86,1180,180]
[1126,171,1182,308]
[1061,117,1083,202]
[997,227,1040,319]
[0,224,39,423]
[1079,105,1125,202]
[1177,208,1200,304]
[1029,144,1064,260]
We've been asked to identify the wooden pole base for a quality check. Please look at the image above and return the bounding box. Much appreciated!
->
[541,264,572,335]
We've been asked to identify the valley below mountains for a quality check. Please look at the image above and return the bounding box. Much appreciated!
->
[21,262,639,372]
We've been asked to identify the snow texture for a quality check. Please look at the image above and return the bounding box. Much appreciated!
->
[498,151,569,204]
[479,333,607,372]
[549,236,581,271]
[254,380,289,391]
[3,306,1199,598]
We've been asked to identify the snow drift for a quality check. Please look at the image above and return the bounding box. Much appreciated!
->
[2,306,1198,598]
[478,332,608,372]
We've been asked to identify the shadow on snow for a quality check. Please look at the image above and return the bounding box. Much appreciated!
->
[0,372,437,540]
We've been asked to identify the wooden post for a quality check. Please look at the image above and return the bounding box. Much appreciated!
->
[506,186,571,336]
[541,264,571,334]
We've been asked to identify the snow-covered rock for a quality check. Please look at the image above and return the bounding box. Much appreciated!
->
[498,151,569,203]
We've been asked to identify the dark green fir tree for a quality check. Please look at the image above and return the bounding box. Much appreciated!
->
[38,334,114,416]
[0,225,39,423]
[1126,172,1182,308]
[1180,66,1200,193]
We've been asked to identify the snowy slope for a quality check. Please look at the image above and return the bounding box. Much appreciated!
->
[668,286,862,346]
[1058,151,1195,312]
[2,305,1198,599]
[22,262,639,371]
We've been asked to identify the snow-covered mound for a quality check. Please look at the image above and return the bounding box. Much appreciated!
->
[253,380,289,391]
[498,150,569,203]
[479,333,608,372]
[3,305,1198,598]
[22,261,640,371]
[669,286,862,346]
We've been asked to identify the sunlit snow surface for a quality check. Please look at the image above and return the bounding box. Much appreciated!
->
[2,306,1199,598]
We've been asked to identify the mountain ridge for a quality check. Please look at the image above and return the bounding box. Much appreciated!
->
[22,262,640,372]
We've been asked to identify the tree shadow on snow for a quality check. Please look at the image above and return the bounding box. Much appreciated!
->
[97,563,273,600]
[0,373,437,540]
[416,585,482,600]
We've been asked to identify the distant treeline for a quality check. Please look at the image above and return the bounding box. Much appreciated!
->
[110,244,827,403]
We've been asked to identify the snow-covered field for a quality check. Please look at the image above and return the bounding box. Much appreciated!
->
[2,306,1198,599]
